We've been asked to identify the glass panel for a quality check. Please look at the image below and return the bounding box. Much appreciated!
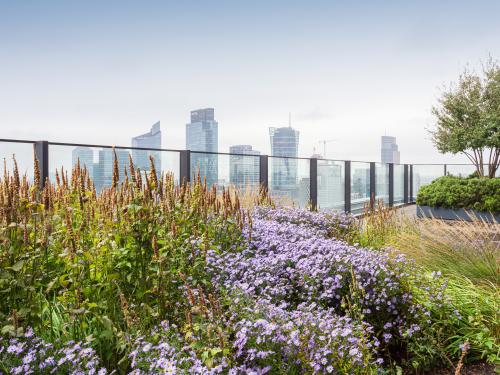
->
[269,157,310,207]
[228,153,260,192]
[0,141,35,182]
[351,162,370,214]
[412,165,445,200]
[317,160,344,211]
[190,151,219,188]
[446,164,477,178]
[49,145,179,193]
[191,152,261,194]
[375,163,389,204]
[393,164,405,205]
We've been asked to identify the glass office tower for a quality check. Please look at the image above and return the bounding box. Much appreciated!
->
[229,145,260,190]
[72,146,94,178]
[186,108,218,187]
[93,148,130,192]
[381,136,400,164]
[131,121,161,174]
[269,126,300,193]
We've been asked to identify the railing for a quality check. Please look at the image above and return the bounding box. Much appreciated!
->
[1,138,492,214]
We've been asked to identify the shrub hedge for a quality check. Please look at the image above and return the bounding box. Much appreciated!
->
[416,175,500,212]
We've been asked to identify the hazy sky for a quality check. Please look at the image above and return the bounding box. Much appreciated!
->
[1,0,499,164]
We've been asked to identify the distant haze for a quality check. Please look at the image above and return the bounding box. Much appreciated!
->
[1,0,499,165]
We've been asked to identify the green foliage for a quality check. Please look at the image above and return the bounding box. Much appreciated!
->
[387,213,500,367]
[416,175,500,212]
[1,157,498,372]
[353,200,402,249]
[431,59,500,178]
[0,158,247,370]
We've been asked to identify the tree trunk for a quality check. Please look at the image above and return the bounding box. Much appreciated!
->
[488,148,499,178]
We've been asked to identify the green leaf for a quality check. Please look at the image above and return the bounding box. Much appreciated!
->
[10,260,25,272]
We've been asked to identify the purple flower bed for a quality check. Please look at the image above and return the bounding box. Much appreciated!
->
[125,207,450,374]
[0,328,107,375]
[208,208,448,367]
[0,207,451,373]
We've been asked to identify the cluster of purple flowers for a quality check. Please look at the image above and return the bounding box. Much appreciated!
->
[252,207,357,240]
[129,207,449,373]
[231,300,381,373]
[209,208,447,363]
[129,321,222,374]
[0,327,107,374]
[128,321,268,375]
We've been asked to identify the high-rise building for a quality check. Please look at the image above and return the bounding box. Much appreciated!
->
[269,126,300,193]
[131,121,161,174]
[72,147,94,178]
[186,108,218,186]
[381,136,400,164]
[93,148,130,192]
[229,145,260,190]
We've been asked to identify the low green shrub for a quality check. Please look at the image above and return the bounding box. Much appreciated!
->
[416,175,500,212]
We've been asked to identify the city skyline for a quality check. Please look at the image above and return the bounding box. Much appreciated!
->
[2,1,499,164]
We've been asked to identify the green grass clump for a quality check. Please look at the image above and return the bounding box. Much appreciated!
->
[388,215,500,366]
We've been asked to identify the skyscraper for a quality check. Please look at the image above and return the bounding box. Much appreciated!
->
[186,108,218,186]
[93,148,130,192]
[131,121,161,174]
[229,145,260,190]
[72,147,94,177]
[269,126,300,193]
[381,136,400,164]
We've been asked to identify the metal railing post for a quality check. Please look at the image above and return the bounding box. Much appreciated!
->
[179,150,191,185]
[259,155,268,192]
[34,141,49,188]
[309,158,318,211]
[444,164,447,176]
[388,163,394,207]
[369,162,376,208]
[403,164,409,204]
[344,161,351,213]
[409,165,414,202]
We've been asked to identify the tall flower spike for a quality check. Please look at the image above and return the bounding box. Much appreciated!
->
[13,155,20,191]
[149,155,158,189]
[112,148,119,189]
[128,154,136,183]
[33,154,41,189]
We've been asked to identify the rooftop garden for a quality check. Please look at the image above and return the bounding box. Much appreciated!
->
[0,155,498,374]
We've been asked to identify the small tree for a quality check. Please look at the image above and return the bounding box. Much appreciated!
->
[431,60,500,178]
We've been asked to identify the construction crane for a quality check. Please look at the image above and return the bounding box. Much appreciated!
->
[317,139,336,158]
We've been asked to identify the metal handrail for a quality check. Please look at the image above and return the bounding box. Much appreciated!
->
[1,137,483,212]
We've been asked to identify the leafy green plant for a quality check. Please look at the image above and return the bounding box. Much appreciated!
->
[0,155,249,370]
[416,175,500,212]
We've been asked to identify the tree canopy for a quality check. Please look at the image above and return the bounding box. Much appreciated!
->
[431,59,500,178]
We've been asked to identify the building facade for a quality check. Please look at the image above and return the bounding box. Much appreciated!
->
[381,136,400,164]
[229,145,260,190]
[131,121,161,174]
[72,147,94,178]
[269,126,300,193]
[186,108,218,186]
[93,148,130,192]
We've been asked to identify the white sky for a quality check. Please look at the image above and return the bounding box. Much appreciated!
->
[1,0,499,168]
